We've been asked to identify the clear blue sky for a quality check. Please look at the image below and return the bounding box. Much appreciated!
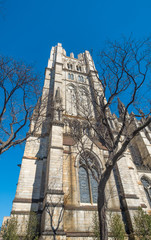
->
[0,0,151,226]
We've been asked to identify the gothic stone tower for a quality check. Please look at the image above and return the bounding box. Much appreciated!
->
[11,43,151,239]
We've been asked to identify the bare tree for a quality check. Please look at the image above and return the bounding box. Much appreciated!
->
[45,195,67,240]
[68,38,151,240]
[0,56,41,155]
[95,37,151,240]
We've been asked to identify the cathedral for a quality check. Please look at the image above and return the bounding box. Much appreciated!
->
[11,43,151,239]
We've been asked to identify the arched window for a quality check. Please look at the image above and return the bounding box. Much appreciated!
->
[68,73,71,79]
[77,66,81,71]
[71,74,74,80]
[141,176,151,207]
[66,84,77,115]
[68,73,74,80]
[78,87,91,117]
[67,63,72,70]
[78,75,85,83]
[78,152,100,204]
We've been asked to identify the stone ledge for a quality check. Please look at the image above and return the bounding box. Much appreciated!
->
[46,189,64,195]
[50,146,64,150]
[127,206,141,210]
[62,68,88,76]
[52,121,64,127]
[65,205,121,212]
[11,211,32,215]
[66,232,93,237]
[13,198,43,203]
[123,194,139,199]
[42,230,66,236]
[32,133,49,138]
[65,205,97,211]
[23,156,46,161]
[11,210,42,215]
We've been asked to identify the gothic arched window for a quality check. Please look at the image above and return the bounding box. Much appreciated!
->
[68,73,74,80]
[66,84,77,115]
[67,63,72,70]
[76,66,81,71]
[78,87,90,117]
[68,73,71,79]
[78,152,100,204]
[141,176,151,207]
[78,75,84,83]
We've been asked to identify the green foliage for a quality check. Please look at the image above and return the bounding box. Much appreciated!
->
[23,212,39,240]
[1,217,19,240]
[92,212,100,240]
[109,213,125,240]
[1,212,39,240]
[133,207,151,240]
[92,212,125,240]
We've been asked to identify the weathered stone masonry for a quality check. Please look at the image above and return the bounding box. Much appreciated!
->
[11,43,151,239]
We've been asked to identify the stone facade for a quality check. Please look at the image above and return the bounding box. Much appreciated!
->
[10,43,151,239]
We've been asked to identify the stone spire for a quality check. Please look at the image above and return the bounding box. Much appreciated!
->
[118,98,126,119]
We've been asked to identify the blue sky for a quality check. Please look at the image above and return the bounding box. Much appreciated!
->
[0,0,151,226]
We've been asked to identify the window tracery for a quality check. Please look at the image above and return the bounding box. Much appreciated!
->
[68,73,74,80]
[65,85,91,116]
[67,63,72,70]
[66,84,77,115]
[78,75,85,83]
[78,152,101,204]
[78,87,90,116]
[76,66,81,71]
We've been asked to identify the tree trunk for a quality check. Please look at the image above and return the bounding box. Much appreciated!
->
[98,166,112,240]
[53,231,56,240]
[98,180,108,240]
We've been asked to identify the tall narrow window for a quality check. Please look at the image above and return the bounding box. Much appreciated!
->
[79,153,100,204]
[78,87,90,117]
[79,167,90,203]
[78,75,84,83]
[71,74,74,80]
[66,85,77,115]
[77,66,81,71]
[67,63,72,70]
[90,172,98,203]
[68,73,71,79]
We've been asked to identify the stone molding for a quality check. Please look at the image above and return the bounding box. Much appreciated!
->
[11,210,43,215]
[42,230,66,236]
[46,189,64,195]
[65,205,121,212]
[11,211,32,215]
[127,206,142,210]
[123,194,139,199]
[65,205,97,211]
[23,156,46,161]
[44,203,63,208]
[50,146,64,150]
[52,121,64,127]
[13,198,43,203]
[66,232,93,237]
[62,68,87,76]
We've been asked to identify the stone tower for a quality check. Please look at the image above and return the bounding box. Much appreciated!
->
[11,43,151,239]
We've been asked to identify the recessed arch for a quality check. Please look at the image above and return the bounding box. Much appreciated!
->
[66,84,77,115]
[76,150,102,204]
[77,86,90,117]
[141,175,151,207]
